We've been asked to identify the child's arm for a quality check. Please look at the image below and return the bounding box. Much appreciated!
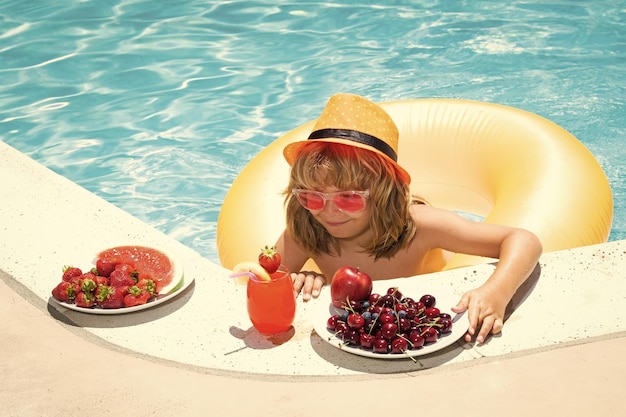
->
[275,231,326,301]
[450,227,542,343]
[414,205,543,344]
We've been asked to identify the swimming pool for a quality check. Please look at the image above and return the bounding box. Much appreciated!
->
[1,0,624,262]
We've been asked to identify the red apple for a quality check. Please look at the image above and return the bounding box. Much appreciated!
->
[330,266,373,308]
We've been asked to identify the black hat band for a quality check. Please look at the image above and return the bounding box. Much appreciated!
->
[307,128,397,162]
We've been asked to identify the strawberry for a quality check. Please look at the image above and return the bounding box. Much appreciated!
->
[79,276,97,293]
[62,265,83,282]
[136,278,157,296]
[51,281,79,303]
[71,271,98,290]
[123,286,151,307]
[93,274,110,288]
[95,285,126,309]
[109,268,136,288]
[258,245,281,274]
[95,258,116,277]
[75,291,95,308]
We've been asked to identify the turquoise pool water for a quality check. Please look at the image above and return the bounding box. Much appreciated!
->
[1,0,624,262]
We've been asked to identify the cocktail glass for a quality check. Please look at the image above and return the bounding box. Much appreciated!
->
[246,265,296,336]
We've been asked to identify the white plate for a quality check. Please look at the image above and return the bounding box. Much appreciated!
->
[313,280,468,359]
[49,246,190,315]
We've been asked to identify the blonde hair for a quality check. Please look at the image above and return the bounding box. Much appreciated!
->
[284,142,425,258]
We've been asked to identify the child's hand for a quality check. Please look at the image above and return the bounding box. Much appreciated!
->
[291,271,326,301]
[451,283,507,344]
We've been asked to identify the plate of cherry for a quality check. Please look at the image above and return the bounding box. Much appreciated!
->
[313,281,468,359]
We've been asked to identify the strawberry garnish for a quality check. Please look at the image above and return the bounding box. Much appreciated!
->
[258,245,281,274]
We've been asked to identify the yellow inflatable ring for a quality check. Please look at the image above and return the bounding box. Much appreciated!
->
[217,99,613,271]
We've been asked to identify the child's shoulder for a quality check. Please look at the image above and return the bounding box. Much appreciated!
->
[410,202,442,216]
[410,203,459,225]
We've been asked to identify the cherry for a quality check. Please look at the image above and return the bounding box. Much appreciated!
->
[343,329,360,346]
[395,303,408,314]
[359,333,375,350]
[420,294,436,308]
[348,299,363,312]
[327,315,340,330]
[368,320,382,334]
[425,307,441,319]
[391,337,409,354]
[402,297,415,306]
[335,321,349,336]
[379,313,395,324]
[438,318,453,333]
[387,287,403,300]
[405,306,417,319]
[373,338,389,353]
[408,330,425,348]
[398,317,411,332]
[381,307,394,315]
[422,327,438,343]
[347,313,365,329]
[368,293,382,306]
[380,294,395,307]
[415,301,426,315]
[380,322,398,340]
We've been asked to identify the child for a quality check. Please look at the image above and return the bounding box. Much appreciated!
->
[275,93,542,344]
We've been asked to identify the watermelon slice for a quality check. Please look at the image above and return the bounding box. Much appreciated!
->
[96,246,177,293]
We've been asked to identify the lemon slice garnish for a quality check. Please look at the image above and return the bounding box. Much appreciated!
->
[231,261,271,284]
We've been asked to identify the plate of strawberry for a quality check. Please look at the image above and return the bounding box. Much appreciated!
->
[49,245,190,315]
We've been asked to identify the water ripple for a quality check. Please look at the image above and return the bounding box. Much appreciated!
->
[0,0,624,261]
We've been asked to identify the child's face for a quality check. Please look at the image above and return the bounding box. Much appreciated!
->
[306,186,372,242]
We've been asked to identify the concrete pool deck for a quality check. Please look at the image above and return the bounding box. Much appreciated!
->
[1,140,625,416]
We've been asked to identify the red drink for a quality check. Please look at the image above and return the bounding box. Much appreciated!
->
[246,266,296,335]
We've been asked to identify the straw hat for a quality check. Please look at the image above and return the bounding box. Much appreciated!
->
[283,93,411,184]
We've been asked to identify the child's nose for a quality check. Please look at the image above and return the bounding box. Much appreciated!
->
[322,198,342,213]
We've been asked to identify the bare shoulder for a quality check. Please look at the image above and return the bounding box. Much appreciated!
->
[405,204,449,248]
[408,203,480,249]
[409,203,461,226]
